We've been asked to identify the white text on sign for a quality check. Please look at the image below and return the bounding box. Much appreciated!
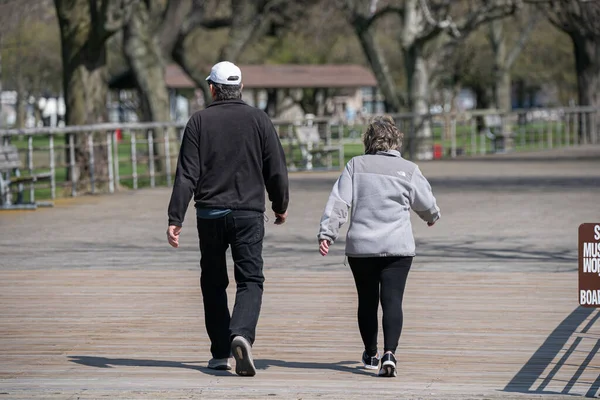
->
[580,224,600,305]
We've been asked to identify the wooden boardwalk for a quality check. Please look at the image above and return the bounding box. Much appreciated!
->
[1,146,600,399]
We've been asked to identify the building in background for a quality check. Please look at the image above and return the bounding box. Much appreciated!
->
[109,64,384,124]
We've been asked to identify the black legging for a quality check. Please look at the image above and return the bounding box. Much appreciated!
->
[348,256,412,355]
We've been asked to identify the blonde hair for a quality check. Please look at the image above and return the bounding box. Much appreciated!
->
[363,115,404,155]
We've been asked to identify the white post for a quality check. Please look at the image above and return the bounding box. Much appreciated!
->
[27,135,34,201]
[49,134,55,200]
[88,133,95,194]
[107,131,114,193]
[131,131,138,190]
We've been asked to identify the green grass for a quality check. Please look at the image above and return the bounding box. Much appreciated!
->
[4,120,582,202]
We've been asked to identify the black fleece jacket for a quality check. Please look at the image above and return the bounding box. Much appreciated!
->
[167,99,289,227]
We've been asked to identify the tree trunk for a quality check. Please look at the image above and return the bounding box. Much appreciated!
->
[15,85,27,129]
[572,33,600,143]
[403,44,432,160]
[61,60,110,190]
[355,24,403,113]
[124,1,170,172]
[494,69,512,113]
[55,1,110,192]
[15,14,26,129]
[490,21,511,113]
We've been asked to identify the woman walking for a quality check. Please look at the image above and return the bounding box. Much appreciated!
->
[317,116,441,377]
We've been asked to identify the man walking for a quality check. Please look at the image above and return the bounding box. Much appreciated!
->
[166,61,289,377]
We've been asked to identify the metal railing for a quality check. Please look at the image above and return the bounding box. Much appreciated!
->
[337,106,599,158]
[0,106,598,202]
[0,122,185,203]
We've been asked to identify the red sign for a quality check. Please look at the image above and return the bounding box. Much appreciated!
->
[579,223,600,307]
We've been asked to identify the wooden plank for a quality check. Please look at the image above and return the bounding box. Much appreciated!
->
[1,146,599,398]
[0,268,595,399]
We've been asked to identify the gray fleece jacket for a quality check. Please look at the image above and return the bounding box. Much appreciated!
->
[317,150,440,257]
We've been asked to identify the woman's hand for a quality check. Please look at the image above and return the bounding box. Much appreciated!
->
[319,239,330,256]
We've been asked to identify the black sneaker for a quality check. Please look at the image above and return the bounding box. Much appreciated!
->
[361,350,380,370]
[231,336,256,377]
[378,352,397,377]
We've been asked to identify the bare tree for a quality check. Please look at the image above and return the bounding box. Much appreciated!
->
[339,0,520,159]
[527,0,600,141]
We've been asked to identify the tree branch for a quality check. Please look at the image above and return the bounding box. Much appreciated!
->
[455,0,519,38]
[338,0,403,32]
[158,0,193,56]
[529,0,600,37]
[95,0,136,45]
[505,10,540,68]
[178,1,232,38]
[364,5,404,30]
[418,0,460,38]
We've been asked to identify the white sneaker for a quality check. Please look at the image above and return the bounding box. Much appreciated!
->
[231,336,256,377]
[207,357,232,370]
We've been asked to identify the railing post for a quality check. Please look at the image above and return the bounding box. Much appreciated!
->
[113,130,120,190]
[131,130,138,190]
[88,132,95,194]
[556,118,562,149]
[49,134,55,200]
[593,110,598,144]
[336,122,344,169]
[287,124,294,168]
[69,134,76,197]
[582,111,588,145]
[520,118,526,150]
[106,131,114,194]
[164,127,172,187]
[147,129,155,188]
[27,135,34,202]
[325,122,333,169]
[470,118,476,156]
[480,127,486,155]
[450,116,457,158]
[565,113,571,147]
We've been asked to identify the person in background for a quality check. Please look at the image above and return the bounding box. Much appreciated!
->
[317,115,440,377]
[167,61,289,377]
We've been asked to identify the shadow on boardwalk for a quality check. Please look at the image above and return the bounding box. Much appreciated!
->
[503,307,600,398]
[67,356,373,377]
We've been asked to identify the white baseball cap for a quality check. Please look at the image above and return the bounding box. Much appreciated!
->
[206,61,242,85]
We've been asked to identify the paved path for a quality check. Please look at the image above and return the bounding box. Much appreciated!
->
[1,146,600,399]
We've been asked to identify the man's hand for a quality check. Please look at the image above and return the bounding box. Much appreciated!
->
[274,211,287,225]
[167,225,182,248]
[319,239,330,256]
